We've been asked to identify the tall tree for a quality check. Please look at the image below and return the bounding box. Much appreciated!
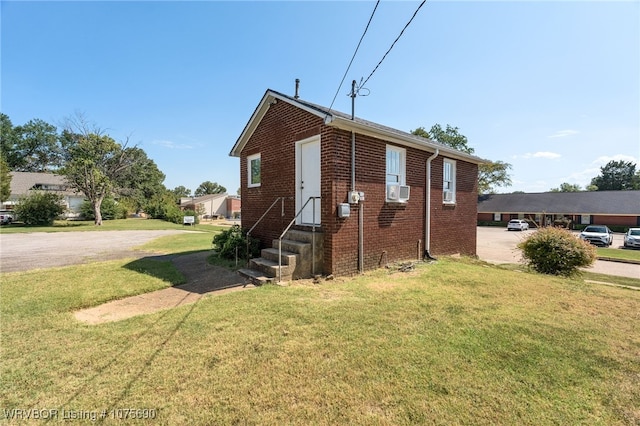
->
[0,113,20,168]
[478,160,512,194]
[412,124,474,154]
[12,119,62,171]
[194,181,226,196]
[117,147,166,214]
[549,182,582,192]
[590,160,639,191]
[0,156,11,202]
[60,130,132,225]
[172,185,192,198]
[411,124,512,194]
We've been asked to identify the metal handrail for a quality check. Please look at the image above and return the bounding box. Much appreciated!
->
[278,196,320,282]
[246,197,286,264]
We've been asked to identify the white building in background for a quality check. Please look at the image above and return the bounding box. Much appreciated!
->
[180,193,241,219]
[4,172,86,218]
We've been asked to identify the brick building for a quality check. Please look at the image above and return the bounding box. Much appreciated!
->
[230,89,486,279]
[478,191,640,228]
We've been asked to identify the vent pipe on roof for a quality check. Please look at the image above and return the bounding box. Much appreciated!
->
[294,79,300,99]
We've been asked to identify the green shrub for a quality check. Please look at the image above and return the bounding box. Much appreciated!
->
[212,225,260,260]
[145,193,183,223]
[15,192,66,226]
[517,227,597,276]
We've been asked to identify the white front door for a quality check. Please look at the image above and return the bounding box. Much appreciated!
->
[296,136,321,225]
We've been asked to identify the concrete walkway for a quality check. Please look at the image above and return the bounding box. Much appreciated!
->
[75,251,254,324]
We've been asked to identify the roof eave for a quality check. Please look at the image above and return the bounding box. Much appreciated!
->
[230,90,488,165]
[229,90,330,157]
[325,115,488,165]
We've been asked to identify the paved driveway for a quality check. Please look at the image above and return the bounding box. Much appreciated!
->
[0,230,191,273]
[476,226,640,279]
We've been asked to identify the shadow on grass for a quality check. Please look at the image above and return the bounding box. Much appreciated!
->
[123,255,187,286]
[123,250,248,293]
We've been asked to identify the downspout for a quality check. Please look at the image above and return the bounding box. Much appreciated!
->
[425,149,439,260]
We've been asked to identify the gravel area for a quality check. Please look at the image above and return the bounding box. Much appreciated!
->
[0,230,190,272]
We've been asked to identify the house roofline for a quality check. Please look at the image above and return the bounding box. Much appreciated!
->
[324,115,487,164]
[230,90,330,157]
[229,89,488,165]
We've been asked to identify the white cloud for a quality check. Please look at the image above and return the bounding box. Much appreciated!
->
[548,129,579,138]
[518,151,562,159]
[563,167,599,187]
[152,140,194,150]
[590,154,639,166]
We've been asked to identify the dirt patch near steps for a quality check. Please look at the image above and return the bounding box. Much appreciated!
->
[75,251,253,324]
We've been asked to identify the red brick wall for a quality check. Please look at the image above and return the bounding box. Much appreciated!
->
[591,215,638,226]
[429,155,478,257]
[240,101,479,276]
[478,212,496,221]
[226,197,241,215]
[240,101,325,248]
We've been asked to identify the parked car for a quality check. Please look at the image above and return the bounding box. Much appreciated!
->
[623,228,640,248]
[507,219,529,231]
[579,225,613,246]
[0,211,14,225]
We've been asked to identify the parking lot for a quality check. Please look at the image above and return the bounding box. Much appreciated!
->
[0,230,189,273]
[476,226,639,279]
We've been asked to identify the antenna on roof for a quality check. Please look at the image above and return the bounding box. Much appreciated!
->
[294,78,300,99]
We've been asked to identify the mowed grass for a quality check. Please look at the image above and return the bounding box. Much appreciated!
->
[597,247,640,263]
[1,252,639,425]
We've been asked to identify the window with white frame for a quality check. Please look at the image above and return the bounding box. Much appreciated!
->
[247,153,261,187]
[443,158,456,203]
[386,145,406,200]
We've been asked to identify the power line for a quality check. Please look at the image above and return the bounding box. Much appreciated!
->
[361,0,426,88]
[327,0,380,115]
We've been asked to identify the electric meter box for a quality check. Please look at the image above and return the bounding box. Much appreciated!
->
[337,203,351,218]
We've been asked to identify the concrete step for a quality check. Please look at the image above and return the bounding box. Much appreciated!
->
[237,268,273,286]
[250,258,293,281]
[284,229,322,244]
[272,239,311,255]
[261,247,298,266]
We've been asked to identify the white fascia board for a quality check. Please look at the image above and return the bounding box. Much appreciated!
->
[229,92,273,157]
[230,91,329,158]
[325,115,488,165]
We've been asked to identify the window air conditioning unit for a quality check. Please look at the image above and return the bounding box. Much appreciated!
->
[387,184,410,202]
[443,191,453,202]
[399,185,410,201]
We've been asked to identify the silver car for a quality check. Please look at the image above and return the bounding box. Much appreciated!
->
[507,219,529,231]
[579,225,613,247]
[623,228,640,248]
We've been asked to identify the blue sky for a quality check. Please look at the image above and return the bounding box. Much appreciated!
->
[2,1,638,195]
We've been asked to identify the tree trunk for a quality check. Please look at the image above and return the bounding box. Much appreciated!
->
[93,197,104,226]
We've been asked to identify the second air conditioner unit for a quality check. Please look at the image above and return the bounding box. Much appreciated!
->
[387,184,410,202]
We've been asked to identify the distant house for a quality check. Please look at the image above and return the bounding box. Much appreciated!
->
[478,191,640,228]
[180,193,241,219]
[4,172,85,218]
[230,88,486,280]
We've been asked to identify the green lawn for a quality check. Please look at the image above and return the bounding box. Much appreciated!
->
[1,248,638,424]
[597,247,640,263]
